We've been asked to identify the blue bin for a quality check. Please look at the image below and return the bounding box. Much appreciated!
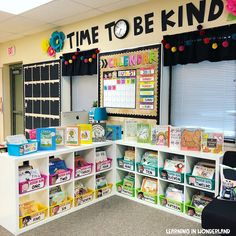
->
[7,140,38,156]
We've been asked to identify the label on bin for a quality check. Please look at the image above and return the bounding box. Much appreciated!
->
[75,165,92,177]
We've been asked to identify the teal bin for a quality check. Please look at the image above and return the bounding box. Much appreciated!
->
[117,157,135,171]
[7,140,38,156]
[136,162,158,177]
[159,167,184,183]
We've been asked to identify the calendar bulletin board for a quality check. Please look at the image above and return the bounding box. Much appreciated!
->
[98,44,161,122]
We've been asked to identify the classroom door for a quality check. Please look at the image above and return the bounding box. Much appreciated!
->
[10,65,24,135]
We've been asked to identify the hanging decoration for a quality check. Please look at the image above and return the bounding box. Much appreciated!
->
[226,0,236,21]
[41,31,65,57]
[162,24,236,66]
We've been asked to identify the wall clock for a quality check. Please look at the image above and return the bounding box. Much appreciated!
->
[114,19,129,39]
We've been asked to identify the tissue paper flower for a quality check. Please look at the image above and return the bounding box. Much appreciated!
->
[41,39,49,53]
[47,46,56,57]
[226,0,236,21]
[49,31,65,52]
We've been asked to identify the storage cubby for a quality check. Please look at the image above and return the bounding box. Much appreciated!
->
[74,149,94,179]
[136,147,158,177]
[185,156,216,192]
[136,174,158,204]
[95,146,113,173]
[116,144,135,171]
[158,152,185,184]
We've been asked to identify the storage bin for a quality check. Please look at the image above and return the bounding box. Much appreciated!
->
[49,168,73,186]
[159,195,184,212]
[19,174,47,194]
[96,158,112,172]
[95,183,113,198]
[19,203,47,228]
[117,158,135,171]
[116,181,135,197]
[8,140,38,156]
[185,201,203,219]
[136,188,157,204]
[186,173,215,190]
[49,197,73,216]
[159,167,184,183]
[137,162,158,177]
[74,189,94,207]
[74,163,93,178]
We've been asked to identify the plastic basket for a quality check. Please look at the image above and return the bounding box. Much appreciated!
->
[136,188,157,204]
[96,158,112,172]
[95,183,113,198]
[186,173,215,190]
[19,174,47,194]
[49,197,73,216]
[74,163,93,178]
[74,189,94,207]
[8,140,38,156]
[117,158,135,171]
[137,162,158,177]
[159,195,184,212]
[116,181,135,197]
[49,168,73,186]
[185,201,203,219]
[159,167,184,183]
[19,203,47,228]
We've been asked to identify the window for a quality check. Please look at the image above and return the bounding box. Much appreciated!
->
[170,60,236,141]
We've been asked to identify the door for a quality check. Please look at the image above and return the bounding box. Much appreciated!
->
[10,65,24,135]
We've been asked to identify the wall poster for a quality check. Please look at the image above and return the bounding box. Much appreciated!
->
[98,44,161,121]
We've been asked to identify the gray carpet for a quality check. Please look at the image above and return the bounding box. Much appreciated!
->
[0,196,201,236]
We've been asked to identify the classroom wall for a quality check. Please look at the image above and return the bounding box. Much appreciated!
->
[0,0,233,141]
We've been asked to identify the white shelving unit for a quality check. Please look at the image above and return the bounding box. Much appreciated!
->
[0,140,223,235]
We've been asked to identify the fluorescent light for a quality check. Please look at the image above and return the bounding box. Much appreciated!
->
[0,0,52,15]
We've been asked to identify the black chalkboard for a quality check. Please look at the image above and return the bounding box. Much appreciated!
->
[26,117,33,129]
[25,100,33,113]
[25,84,32,97]
[42,118,50,127]
[33,67,40,81]
[24,68,32,82]
[51,118,60,126]
[41,66,49,81]
[50,100,59,115]
[50,64,59,80]
[50,83,59,97]
[41,83,49,97]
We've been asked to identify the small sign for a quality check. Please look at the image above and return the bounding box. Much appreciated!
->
[7,46,15,56]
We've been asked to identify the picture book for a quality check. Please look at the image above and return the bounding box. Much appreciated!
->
[65,126,80,146]
[165,184,184,202]
[106,125,122,141]
[92,123,106,142]
[49,158,68,175]
[124,119,137,142]
[96,176,107,189]
[163,159,185,173]
[180,128,202,151]
[151,125,157,145]
[191,194,213,209]
[137,123,151,143]
[201,131,224,154]
[156,125,170,146]
[192,162,215,179]
[36,128,56,150]
[141,178,158,195]
[55,127,65,146]
[78,124,92,144]
[19,201,39,217]
[170,126,181,149]
[140,151,158,166]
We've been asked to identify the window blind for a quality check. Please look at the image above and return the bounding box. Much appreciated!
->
[171,60,236,140]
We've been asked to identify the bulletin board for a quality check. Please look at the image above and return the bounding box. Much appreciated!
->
[98,44,161,122]
[23,60,61,134]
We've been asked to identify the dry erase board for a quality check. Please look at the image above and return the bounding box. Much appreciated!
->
[98,44,161,122]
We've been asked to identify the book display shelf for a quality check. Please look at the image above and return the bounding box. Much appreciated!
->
[0,140,222,235]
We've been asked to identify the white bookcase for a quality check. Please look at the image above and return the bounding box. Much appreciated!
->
[0,140,223,235]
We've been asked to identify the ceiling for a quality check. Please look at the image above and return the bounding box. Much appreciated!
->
[0,0,150,43]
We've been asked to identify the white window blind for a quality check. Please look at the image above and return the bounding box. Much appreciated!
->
[171,61,236,140]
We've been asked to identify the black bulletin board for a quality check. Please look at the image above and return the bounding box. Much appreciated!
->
[23,60,61,134]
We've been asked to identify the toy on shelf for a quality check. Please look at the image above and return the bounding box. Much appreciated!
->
[78,124,92,144]
[6,134,38,156]
[65,126,80,146]
[74,181,94,206]
[95,149,112,172]
[36,128,56,150]
[106,125,122,141]
[159,184,184,212]
[55,127,65,146]
[18,161,47,194]
[185,193,213,219]
[49,157,72,185]
[159,154,185,183]
[181,128,202,151]
[19,201,47,228]
[95,175,113,198]
[49,186,72,216]
[116,173,135,197]
[117,148,135,171]
[136,151,158,177]
[137,123,151,144]
[137,177,158,204]
[201,131,224,154]
[186,161,215,190]
[74,154,93,178]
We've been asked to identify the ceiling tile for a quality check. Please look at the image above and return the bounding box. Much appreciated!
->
[0,32,23,43]
[22,23,58,36]
[21,0,91,24]
[71,0,121,8]
[0,11,14,22]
